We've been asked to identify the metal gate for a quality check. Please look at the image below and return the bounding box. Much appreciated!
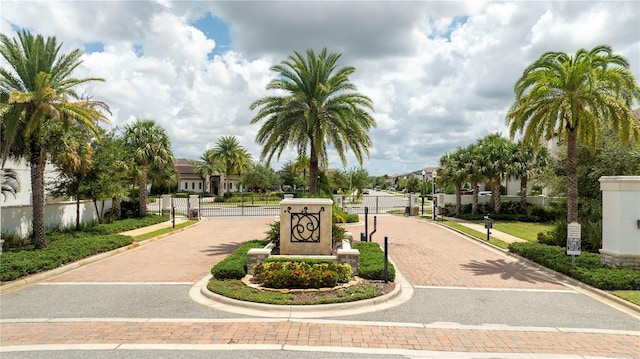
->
[148,194,415,217]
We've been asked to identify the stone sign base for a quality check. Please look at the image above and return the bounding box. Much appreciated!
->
[599,249,640,269]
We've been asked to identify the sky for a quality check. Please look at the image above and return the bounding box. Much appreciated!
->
[1,1,639,176]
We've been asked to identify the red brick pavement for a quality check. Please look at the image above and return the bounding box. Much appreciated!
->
[2,320,637,357]
[346,216,569,290]
[47,217,273,283]
[6,215,636,357]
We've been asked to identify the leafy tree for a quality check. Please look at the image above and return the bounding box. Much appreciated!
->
[461,143,485,215]
[123,119,174,217]
[0,30,110,248]
[506,45,640,225]
[438,148,468,215]
[291,155,310,185]
[251,48,376,195]
[329,168,349,194]
[210,135,252,194]
[241,163,278,192]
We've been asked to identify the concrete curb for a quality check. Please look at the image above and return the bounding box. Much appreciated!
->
[434,220,640,318]
[0,220,202,295]
[192,257,414,318]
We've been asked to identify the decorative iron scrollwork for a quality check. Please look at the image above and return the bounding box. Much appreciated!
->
[284,206,325,242]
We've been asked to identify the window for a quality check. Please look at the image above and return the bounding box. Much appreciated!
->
[199,182,202,190]
[192,182,195,190]
[184,183,188,190]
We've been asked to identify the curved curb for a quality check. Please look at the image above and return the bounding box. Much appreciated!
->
[0,220,203,295]
[433,221,640,318]
[191,262,414,318]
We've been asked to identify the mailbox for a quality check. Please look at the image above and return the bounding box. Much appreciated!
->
[484,215,493,229]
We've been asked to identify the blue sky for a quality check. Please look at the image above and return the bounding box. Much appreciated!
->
[1,1,639,176]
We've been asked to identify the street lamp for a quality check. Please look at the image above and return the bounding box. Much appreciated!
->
[421,170,426,216]
[432,170,437,221]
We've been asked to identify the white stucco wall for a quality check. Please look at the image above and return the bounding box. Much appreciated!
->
[599,176,640,255]
[1,199,113,238]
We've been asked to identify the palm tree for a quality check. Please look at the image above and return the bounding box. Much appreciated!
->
[250,48,376,195]
[461,143,484,215]
[123,119,174,217]
[477,133,514,214]
[0,30,109,249]
[506,45,640,224]
[438,148,468,215]
[1,168,20,200]
[291,155,310,189]
[210,136,252,194]
[510,141,549,211]
[194,149,224,194]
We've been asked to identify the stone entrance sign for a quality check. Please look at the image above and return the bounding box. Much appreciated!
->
[279,198,333,255]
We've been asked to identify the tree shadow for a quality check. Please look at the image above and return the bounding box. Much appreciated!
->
[460,259,558,284]
[201,242,243,256]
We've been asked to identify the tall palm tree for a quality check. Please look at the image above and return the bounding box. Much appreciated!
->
[506,45,640,224]
[461,143,484,215]
[509,141,549,211]
[250,48,376,195]
[123,119,174,217]
[194,149,224,194]
[291,155,310,188]
[438,148,468,215]
[210,136,252,194]
[0,30,109,249]
[477,133,514,214]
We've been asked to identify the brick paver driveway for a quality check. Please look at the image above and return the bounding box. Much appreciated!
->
[1,215,638,358]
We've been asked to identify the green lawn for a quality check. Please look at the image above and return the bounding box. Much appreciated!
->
[441,220,509,249]
[611,291,640,306]
[132,220,198,241]
[473,220,553,242]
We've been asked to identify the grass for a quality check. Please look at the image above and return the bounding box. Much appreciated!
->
[473,220,552,242]
[441,220,509,249]
[132,220,198,241]
[612,291,640,306]
[207,279,385,305]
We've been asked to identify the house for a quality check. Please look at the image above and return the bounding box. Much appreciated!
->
[174,158,244,195]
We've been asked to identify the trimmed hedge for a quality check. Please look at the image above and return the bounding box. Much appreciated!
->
[353,242,395,281]
[85,215,169,235]
[211,240,268,280]
[508,242,640,290]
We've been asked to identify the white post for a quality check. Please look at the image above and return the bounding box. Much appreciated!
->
[599,176,640,268]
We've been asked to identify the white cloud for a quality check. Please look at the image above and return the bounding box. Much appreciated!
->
[1,0,638,176]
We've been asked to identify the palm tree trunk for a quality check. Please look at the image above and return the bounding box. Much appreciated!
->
[471,182,479,215]
[520,177,528,211]
[455,184,462,215]
[567,130,579,223]
[76,197,81,231]
[309,146,319,196]
[138,169,148,217]
[30,140,47,249]
[492,180,502,214]
[112,196,122,219]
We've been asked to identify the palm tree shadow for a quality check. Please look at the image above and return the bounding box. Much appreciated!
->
[201,242,243,256]
[460,259,557,284]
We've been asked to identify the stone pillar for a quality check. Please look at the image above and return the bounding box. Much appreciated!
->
[599,176,640,269]
[188,195,199,220]
[161,194,172,216]
[279,198,333,255]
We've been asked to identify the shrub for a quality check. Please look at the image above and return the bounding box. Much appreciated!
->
[353,242,395,281]
[210,240,268,280]
[508,242,640,290]
[252,261,353,289]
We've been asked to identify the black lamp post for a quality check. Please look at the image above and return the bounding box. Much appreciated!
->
[421,170,426,216]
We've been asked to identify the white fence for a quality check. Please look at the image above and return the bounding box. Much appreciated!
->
[1,199,113,238]
[440,195,561,208]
